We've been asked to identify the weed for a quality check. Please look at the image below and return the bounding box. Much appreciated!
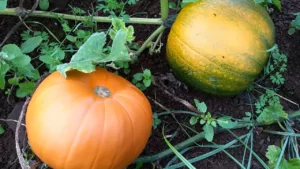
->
[132,69,152,91]
[39,0,49,11]
[262,44,287,86]
[0,37,41,98]
[0,124,4,134]
[288,13,300,35]
[96,0,139,22]
[189,100,237,142]
[254,0,281,11]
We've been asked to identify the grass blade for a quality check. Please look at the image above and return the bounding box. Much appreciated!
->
[275,137,289,169]
[162,126,196,169]
[166,134,248,169]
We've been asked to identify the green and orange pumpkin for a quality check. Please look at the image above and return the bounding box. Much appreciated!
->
[26,68,153,169]
[166,0,275,96]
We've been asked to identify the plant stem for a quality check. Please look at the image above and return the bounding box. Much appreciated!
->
[0,8,163,25]
[134,25,166,57]
[160,0,169,21]
[135,109,300,163]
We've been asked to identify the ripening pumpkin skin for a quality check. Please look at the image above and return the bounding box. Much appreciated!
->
[26,68,153,169]
[166,0,275,96]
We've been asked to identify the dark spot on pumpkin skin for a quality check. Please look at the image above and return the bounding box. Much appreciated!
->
[214,13,217,16]
[222,56,225,58]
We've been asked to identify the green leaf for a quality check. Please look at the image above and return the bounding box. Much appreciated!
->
[109,18,135,43]
[211,121,217,127]
[0,64,10,89]
[189,116,198,125]
[1,44,23,60]
[203,123,214,142]
[0,0,7,10]
[169,2,177,9]
[194,99,207,113]
[17,64,40,80]
[217,116,237,129]
[245,112,252,117]
[39,0,49,10]
[254,0,264,3]
[135,161,144,169]
[10,54,31,67]
[16,82,36,98]
[143,79,151,87]
[57,30,131,78]
[143,69,151,78]
[105,30,131,62]
[128,0,139,5]
[272,0,281,11]
[133,73,143,81]
[39,54,52,64]
[265,145,293,169]
[287,158,300,169]
[200,119,206,125]
[126,25,135,43]
[8,77,20,85]
[257,104,288,125]
[21,36,43,54]
[266,145,281,164]
[57,32,107,77]
[0,125,4,135]
[66,35,77,42]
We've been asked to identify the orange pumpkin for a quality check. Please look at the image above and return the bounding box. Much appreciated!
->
[26,68,153,169]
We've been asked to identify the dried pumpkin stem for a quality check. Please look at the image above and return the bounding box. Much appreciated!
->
[94,86,111,98]
[16,98,31,169]
[135,25,166,57]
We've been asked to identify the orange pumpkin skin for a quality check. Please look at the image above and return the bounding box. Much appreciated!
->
[26,68,153,169]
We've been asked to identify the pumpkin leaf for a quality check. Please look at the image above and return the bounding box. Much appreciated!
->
[109,18,135,43]
[57,32,107,77]
[57,30,131,78]
[104,29,131,62]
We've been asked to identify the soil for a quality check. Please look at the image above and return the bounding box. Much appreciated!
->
[0,0,300,169]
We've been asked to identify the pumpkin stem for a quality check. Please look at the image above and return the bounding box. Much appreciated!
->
[94,86,111,98]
